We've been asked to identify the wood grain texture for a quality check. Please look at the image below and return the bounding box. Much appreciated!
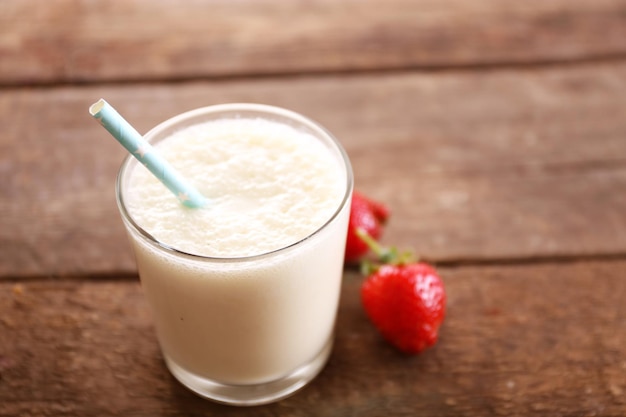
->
[3,2,625,415]
[1,0,626,85]
[2,62,626,278]
[1,260,625,416]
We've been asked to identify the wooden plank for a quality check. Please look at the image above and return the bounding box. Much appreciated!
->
[2,63,626,277]
[1,260,625,415]
[2,0,626,85]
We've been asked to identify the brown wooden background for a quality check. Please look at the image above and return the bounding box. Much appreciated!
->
[1,1,626,416]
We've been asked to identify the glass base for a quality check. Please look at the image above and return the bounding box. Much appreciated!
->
[164,337,333,406]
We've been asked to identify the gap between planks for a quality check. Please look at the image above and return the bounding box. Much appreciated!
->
[3,252,626,284]
[1,52,625,90]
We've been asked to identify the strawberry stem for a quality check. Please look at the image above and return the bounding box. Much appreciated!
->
[355,227,384,256]
[355,227,416,272]
[356,228,399,263]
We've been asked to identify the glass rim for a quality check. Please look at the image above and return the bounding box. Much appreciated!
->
[116,103,354,263]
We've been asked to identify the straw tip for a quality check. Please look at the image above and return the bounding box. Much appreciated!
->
[89,99,107,116]
[181,195,208,209]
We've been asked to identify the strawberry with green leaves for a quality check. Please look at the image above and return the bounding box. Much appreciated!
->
[344,192,390,264]
[358,229,446,354]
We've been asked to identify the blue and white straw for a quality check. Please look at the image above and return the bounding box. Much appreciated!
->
[89,99,206,208]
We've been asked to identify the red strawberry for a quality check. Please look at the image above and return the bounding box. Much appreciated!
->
[358,230,446,354]
[345,192,390,263]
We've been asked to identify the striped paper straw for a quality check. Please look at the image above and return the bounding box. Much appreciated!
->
[89,99,206,208]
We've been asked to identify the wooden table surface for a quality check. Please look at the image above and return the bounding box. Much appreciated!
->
[2,1,626,415]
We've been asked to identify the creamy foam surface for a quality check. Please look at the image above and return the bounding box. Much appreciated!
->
[126,118,345,258]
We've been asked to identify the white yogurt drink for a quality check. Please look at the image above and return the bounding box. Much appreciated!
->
[116,104,353,405]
